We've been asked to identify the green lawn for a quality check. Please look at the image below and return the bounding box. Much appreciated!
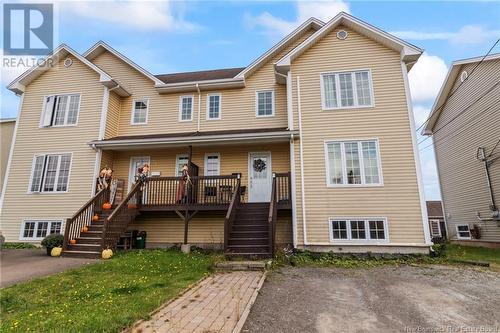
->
[0,249,221,333]
[445,244,500,266]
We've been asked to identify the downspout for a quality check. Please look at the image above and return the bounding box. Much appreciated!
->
[476,147,499,221]
[287,70,298,247]
[196,83,201,132]
[296,76,308,246]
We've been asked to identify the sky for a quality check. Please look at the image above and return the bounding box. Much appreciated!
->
[1,0,499,200]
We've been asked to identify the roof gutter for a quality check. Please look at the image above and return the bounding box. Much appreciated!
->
[155,77,245,94]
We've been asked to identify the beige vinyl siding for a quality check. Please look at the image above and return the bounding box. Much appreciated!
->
[0,120,16,193]
[291,26,425,246]
[433,59,500,242]
[100,150,114,170]
[0,55,104,241]
[104,91,121,139]
[108,142,291,244]
[90,29,315,138]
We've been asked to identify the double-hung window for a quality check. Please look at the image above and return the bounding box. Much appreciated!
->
[325,140,382,186]
[179,96,193,121]
[21,220,62,240]
[330,218,388,243]
[204,154,220,176]
[41,94,80,127]
[207,94,221,120]
[430,219,442,237]
[256,90,274,117]
[29,153,72,193]
[131,99,149,125]
[456,225,471,239]
[321,70,373,109]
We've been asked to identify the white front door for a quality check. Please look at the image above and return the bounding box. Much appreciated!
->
[248,152,272,202]
[129,156,150,191]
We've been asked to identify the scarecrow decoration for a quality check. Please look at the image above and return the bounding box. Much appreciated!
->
[176,164,192,203]
[97,166,113,190]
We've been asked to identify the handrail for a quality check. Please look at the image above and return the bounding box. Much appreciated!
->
[63,187,110,251]
[101,180,143,250]
[268,173,278,256]
[224,176,241,252]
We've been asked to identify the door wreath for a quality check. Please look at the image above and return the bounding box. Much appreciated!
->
[253,158,267,172]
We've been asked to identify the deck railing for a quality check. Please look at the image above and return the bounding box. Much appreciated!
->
[268,174,278,256]
[63,187,110,250]
[101,181,142,250]
[141,175,240,207]
[224,176,241,252]
[275,172,292,206]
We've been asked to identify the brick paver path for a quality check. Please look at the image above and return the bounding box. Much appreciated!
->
[131,271,264,333]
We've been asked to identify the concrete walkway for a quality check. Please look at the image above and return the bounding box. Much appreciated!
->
[1,249,97,287]
[130,271,265,333]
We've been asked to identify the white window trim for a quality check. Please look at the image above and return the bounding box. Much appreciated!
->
[206,93,222,120]
[204,153,221,176]
[456,224,471,240]
[328,217,389,245]
[130,98,149,125]
[324,138,383,187]
[255,90,275,118]
[178,95,194,122]
[27,152,73,194]
[175,154,189,176]
[320,69,375,111]
[429,219,442,237]
[39,93,82,128]
[19,219,64,241]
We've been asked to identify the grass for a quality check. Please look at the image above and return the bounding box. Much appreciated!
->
[0,249,222,333]
[444,244,500,266]
[1,242,38,249]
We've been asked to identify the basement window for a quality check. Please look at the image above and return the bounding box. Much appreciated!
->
[330,218,388,243]
[20,220,62,240]
[456,225,471,239]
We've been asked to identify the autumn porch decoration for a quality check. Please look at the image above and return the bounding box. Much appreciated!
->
[92,214,99,221]
[69,239,77,245]
[81,226,89,233]
[102,202,112,210]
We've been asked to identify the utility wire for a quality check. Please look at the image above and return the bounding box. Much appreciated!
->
[488,138,500,157]
[415,38,500,134]
[417,80,500,147]
[419,99,499,152]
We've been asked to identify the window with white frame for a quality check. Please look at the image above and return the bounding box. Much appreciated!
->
[179,96,193,121]
[321,70,373,109]
[207,94,221,120]
[176,155,189,176]
[131,99,149,124]
[256,90,274,117]
[430,219,442,237]
[330,218,388,242]
[41,94,80,127]
[29,153,72,193]
[21,220,62,240]
[205,154,220,176]
[325,140,382,186]
[456,225,471,239]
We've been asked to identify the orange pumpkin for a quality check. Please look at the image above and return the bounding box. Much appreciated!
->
[81,226,89,232]
[102,202,112,210]
[128,203,137,209]
[70,239,77,245]
[92,214,99,221]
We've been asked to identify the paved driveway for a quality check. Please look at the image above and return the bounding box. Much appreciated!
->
[243,265,500,333]
[1,249,97,287]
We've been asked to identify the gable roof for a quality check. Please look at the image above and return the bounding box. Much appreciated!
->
[275,12,423,74]
[84,41,165,86]
[423,52,500,135]
[235,17,324,79]
[156,67,245,84]
[6,44,129,95]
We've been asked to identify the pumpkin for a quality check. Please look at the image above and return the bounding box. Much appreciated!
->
[102,249,113,259]
[81,226,89,232]
[51,247,62,257]
[102,202,112,210]
[69,239,77,245]
[92,214,99,221]
[128,203,137,209]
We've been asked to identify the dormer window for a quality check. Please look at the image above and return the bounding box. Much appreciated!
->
[40,94,80,127]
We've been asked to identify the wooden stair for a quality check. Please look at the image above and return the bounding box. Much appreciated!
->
[62,209,114,259]
[225,203,272,259]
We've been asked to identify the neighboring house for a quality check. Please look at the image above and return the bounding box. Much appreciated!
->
[423,53,500,248]
[0,12,431,258]
[0,118,16,195]
[426,201,446,240]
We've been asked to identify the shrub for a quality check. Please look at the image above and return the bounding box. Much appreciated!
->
[41,234,64,249]
[431,243,446,257]
[1,242,37,249]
